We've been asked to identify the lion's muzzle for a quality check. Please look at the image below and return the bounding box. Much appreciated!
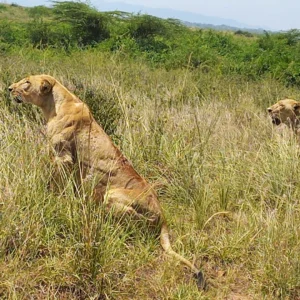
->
[13,95,23,103]
[271,116,281,125]
[8,86,23,103]
[268,109,281,126]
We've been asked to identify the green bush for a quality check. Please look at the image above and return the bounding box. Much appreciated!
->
[28,5,52,18]
[27,19,73,49]
[234,30,253,37]
[0,4,7,11]
[53,1,110,46]
[0,21,27,46]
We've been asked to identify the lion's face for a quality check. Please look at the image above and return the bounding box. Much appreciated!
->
[267,99,300,126]
[8,75,55,107]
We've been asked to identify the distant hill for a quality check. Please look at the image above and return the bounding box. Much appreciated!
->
[94,1,269,32]
[183,21,266,34]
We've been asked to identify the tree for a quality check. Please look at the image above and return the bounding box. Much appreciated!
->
[52,1,110,46]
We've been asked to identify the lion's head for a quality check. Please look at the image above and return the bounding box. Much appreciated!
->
[267,99,300,127]
[8,75,56,108]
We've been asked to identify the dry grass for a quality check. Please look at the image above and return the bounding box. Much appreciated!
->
[0,49,300,299]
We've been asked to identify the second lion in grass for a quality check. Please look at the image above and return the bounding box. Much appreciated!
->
[268,98,300,141]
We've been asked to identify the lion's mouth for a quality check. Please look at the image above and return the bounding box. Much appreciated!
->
[271,117,281,125]
[13,95,23,104]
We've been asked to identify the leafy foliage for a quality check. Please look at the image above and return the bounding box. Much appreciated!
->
[1,1,300,87]
[52,1,110,46]
[128,14,171,39]
[28,5,52,18]
[27,19,73,49]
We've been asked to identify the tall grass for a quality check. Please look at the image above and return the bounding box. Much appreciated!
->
[0,49,300,299]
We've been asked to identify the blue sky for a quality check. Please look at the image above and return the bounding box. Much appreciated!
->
[7,0,300,31]
[101,0,300,30]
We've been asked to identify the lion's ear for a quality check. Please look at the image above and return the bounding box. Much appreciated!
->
[40,79,53,94]
[293,102,300,113]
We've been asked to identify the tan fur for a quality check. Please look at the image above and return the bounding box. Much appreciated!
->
[9,74,204,287]
[267,98,300,140]
[267,99,300,128]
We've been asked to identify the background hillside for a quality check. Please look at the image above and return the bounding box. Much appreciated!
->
[0,2,300,299]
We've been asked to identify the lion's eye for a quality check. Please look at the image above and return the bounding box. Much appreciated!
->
[22,80,30,90]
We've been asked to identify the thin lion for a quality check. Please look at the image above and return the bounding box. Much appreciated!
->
[9,74,204,288]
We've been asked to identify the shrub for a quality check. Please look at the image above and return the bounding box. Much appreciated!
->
[53,1,110,46]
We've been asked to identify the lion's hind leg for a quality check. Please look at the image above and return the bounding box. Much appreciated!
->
[103,188,143,219]
[103,188,160,224]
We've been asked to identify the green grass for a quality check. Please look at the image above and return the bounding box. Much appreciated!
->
[0,3,30,22]
[0,49,300,299]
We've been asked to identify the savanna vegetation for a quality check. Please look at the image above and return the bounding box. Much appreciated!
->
[0,1,300,299]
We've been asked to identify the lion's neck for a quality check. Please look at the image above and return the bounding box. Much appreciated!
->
[41,95,56,122]
[43,81,78,122]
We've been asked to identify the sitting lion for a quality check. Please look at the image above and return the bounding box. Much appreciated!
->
[9,74,204,288]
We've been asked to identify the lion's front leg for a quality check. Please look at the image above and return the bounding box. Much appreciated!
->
[48,140,74,194]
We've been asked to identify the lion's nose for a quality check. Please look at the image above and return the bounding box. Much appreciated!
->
[267,108,272,113]
[8,86,13,92]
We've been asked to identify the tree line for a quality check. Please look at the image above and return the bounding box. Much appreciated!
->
[1,1,300,86]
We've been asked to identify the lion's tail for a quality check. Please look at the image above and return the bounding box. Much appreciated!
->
[160,222,205,289]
